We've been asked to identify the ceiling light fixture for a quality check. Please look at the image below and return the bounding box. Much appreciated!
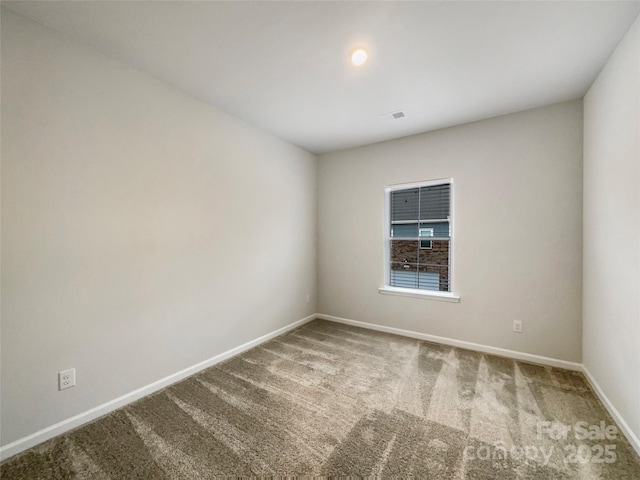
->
[351,48,368,67]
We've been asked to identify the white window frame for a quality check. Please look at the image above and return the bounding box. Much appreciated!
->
[379,178,460,303]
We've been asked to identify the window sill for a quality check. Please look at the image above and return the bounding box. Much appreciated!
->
[378,286,460,303]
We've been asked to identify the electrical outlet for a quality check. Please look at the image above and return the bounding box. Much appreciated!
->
[513,320,523,333]
[306,293,311,304]
[59,368,76,390]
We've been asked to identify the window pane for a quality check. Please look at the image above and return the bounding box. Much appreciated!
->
[390,239,450,292]
[390,264,419,289]
[391,239,419,264]
[417,270,441,290]
[390,188,419,222]
[419,221,450,238]
[391,223,419,238]
[419,184,450,219]
[418,240,449,266]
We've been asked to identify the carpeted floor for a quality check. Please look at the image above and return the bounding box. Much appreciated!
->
[2,319,639,479]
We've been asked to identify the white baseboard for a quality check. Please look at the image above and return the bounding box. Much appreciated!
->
[0,314,316,462]
[6,313,639,464]
[581,365,640,457]
[317,313,583,371]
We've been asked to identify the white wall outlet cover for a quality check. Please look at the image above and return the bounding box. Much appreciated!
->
[58,368,76,390]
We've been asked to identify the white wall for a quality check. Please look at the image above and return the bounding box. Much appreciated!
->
[1,9,316,447]
[583,16,640,445]
[318,101,583,362]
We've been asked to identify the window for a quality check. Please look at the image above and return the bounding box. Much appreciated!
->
[419,228,434,249]
[381,179,458,302]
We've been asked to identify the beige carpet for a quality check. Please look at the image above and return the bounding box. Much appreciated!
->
[2,319,639,479]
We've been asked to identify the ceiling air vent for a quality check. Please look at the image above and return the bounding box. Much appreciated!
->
[378,110,407,122]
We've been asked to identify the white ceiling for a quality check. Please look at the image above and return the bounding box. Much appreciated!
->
[4,1,640,154]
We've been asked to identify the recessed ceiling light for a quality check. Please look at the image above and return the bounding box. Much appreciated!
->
[351,48,368,67]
